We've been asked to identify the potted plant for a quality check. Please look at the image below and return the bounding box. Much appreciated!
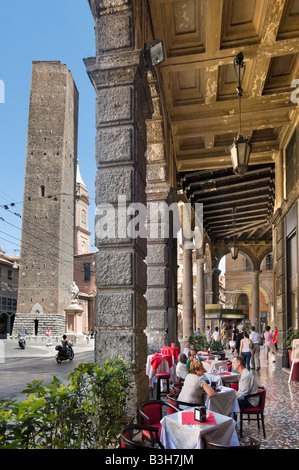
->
[208,339,225,358]
[284,327,299,381]
[188,334,208,352]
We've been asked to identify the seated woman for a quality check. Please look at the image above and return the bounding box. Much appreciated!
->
[178,359,216,406]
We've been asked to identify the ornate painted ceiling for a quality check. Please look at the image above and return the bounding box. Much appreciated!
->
[147,0,299,244]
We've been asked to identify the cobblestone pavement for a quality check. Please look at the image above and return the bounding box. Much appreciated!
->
[226,348,299,449]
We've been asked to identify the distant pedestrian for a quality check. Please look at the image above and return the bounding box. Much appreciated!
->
[240,331,253,371]
[235,326,246,355]
[212,327,221,342]
[264,326,276,364]
[230,323,238,353]
[205,326,211,343]
[250,326,261,371]
[273,326,278,352]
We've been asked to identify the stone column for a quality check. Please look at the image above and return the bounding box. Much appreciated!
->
[273,215,288,368]
[182,241,194,345]
[212,268,221,304]
[145,72,175,351]
[84,0,153,414]
[251,270,261,330]
[196,257,206,333]
[204,268,214,304]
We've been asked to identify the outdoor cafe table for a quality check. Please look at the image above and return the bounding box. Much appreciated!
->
[204,371,240,386]
[202,359,228,373]
[146,353,175,388]
[160,407,239,449]
[198,352,220,361]
[204,385,240,417]
[161,345,180,362]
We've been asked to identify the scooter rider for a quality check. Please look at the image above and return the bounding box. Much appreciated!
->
[61,335,71,358]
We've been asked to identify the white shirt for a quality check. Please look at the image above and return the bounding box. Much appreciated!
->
[176,362,188,380]
[241,337,252,353]
[206,329,211,342]
[178,374,206,405]
[250,331,261,344]
[212,331,220,341]
[238,368,259,407]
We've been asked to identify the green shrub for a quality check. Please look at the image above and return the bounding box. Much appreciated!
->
[188,334,208,351]
[0,356,135,449]
[284,327,299,351]
[208,339,223,352]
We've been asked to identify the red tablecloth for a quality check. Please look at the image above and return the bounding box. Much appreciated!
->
[161,346,180,361]
[182,412,217,426]
[151,353,172,370]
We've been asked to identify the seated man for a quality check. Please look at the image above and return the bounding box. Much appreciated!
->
[176,353,188,380]
[232,356,259,409]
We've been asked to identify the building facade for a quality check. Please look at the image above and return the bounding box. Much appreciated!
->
[0,249,19,337]
[73,161,97,335]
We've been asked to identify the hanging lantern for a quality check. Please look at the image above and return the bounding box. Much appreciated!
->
[227,52,252,175]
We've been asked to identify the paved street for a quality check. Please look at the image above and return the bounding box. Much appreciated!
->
[0,338,95,401]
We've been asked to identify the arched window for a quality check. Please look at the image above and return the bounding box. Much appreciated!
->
[245,258,252,272]
[237,293,249,310]
[82,209,86,224]
[265,254,273,270]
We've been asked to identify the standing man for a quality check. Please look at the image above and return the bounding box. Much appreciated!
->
[250,326,261,371]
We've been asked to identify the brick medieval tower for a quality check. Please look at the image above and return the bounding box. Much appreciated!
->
[13,61,79,336]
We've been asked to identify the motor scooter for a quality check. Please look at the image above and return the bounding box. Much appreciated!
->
[18,334,26,350]
[55,343,74,363]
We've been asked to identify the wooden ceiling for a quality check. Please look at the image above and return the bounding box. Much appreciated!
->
[147,0,299,244]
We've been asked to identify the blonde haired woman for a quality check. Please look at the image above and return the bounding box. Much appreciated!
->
[178,359,216,406]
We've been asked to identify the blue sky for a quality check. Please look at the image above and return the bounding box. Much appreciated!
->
[0,0,96,256]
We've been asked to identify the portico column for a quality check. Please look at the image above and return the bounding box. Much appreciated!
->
[85,0,152,414]
[196,257,206,333]
[145,72,175,351]
[205,269,214,304]
[212,268,221,304]
[251,270,261,330]
[182,241,194,344]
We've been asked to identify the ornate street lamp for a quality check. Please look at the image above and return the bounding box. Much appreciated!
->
[227,52,252,175]
[230,207,239,260]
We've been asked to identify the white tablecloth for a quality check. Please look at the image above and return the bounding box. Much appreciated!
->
[160,407,239,449]
[202,360,228,373]
[146,354,175,388]
[204,371,240,385]
[204,386,240,417]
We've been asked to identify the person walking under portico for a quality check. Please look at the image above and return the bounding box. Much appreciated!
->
[250,326,261,371]
[239,331,253,371]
